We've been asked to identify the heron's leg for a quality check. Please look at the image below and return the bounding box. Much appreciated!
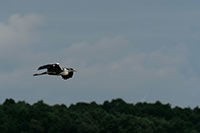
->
[33,71,47,76]
[47,72,57,75]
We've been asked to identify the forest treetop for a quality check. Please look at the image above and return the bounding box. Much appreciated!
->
[1,98,200,133]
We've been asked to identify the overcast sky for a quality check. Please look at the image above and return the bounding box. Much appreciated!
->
[1,1,200,107]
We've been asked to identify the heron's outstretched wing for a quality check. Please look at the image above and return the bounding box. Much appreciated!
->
[38,63,62,72]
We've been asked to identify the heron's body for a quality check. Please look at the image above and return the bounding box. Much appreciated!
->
[33,63,76,80]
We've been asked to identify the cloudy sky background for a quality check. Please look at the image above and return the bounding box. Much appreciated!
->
[1,1,200,107]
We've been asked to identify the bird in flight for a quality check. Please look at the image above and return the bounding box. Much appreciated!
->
[33,63,77,80]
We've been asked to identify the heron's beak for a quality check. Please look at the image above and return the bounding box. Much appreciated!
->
[73,69,77,72]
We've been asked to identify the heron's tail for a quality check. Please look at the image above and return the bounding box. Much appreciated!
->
[33,72,47,76]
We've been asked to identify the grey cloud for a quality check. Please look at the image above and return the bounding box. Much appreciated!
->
[0,13,42,71]
[0,13,42,48]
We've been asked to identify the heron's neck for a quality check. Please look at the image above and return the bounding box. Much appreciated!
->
[60,68,69,75]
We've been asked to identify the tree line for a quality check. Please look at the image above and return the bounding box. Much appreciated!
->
[0,98,200,133]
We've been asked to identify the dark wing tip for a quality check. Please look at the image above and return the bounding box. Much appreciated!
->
[38,66,45,70]
[37,64,52,70]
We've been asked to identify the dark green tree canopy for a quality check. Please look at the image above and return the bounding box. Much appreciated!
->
[0,98,200,133]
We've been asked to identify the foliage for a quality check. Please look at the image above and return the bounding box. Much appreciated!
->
[0,98,200,132]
